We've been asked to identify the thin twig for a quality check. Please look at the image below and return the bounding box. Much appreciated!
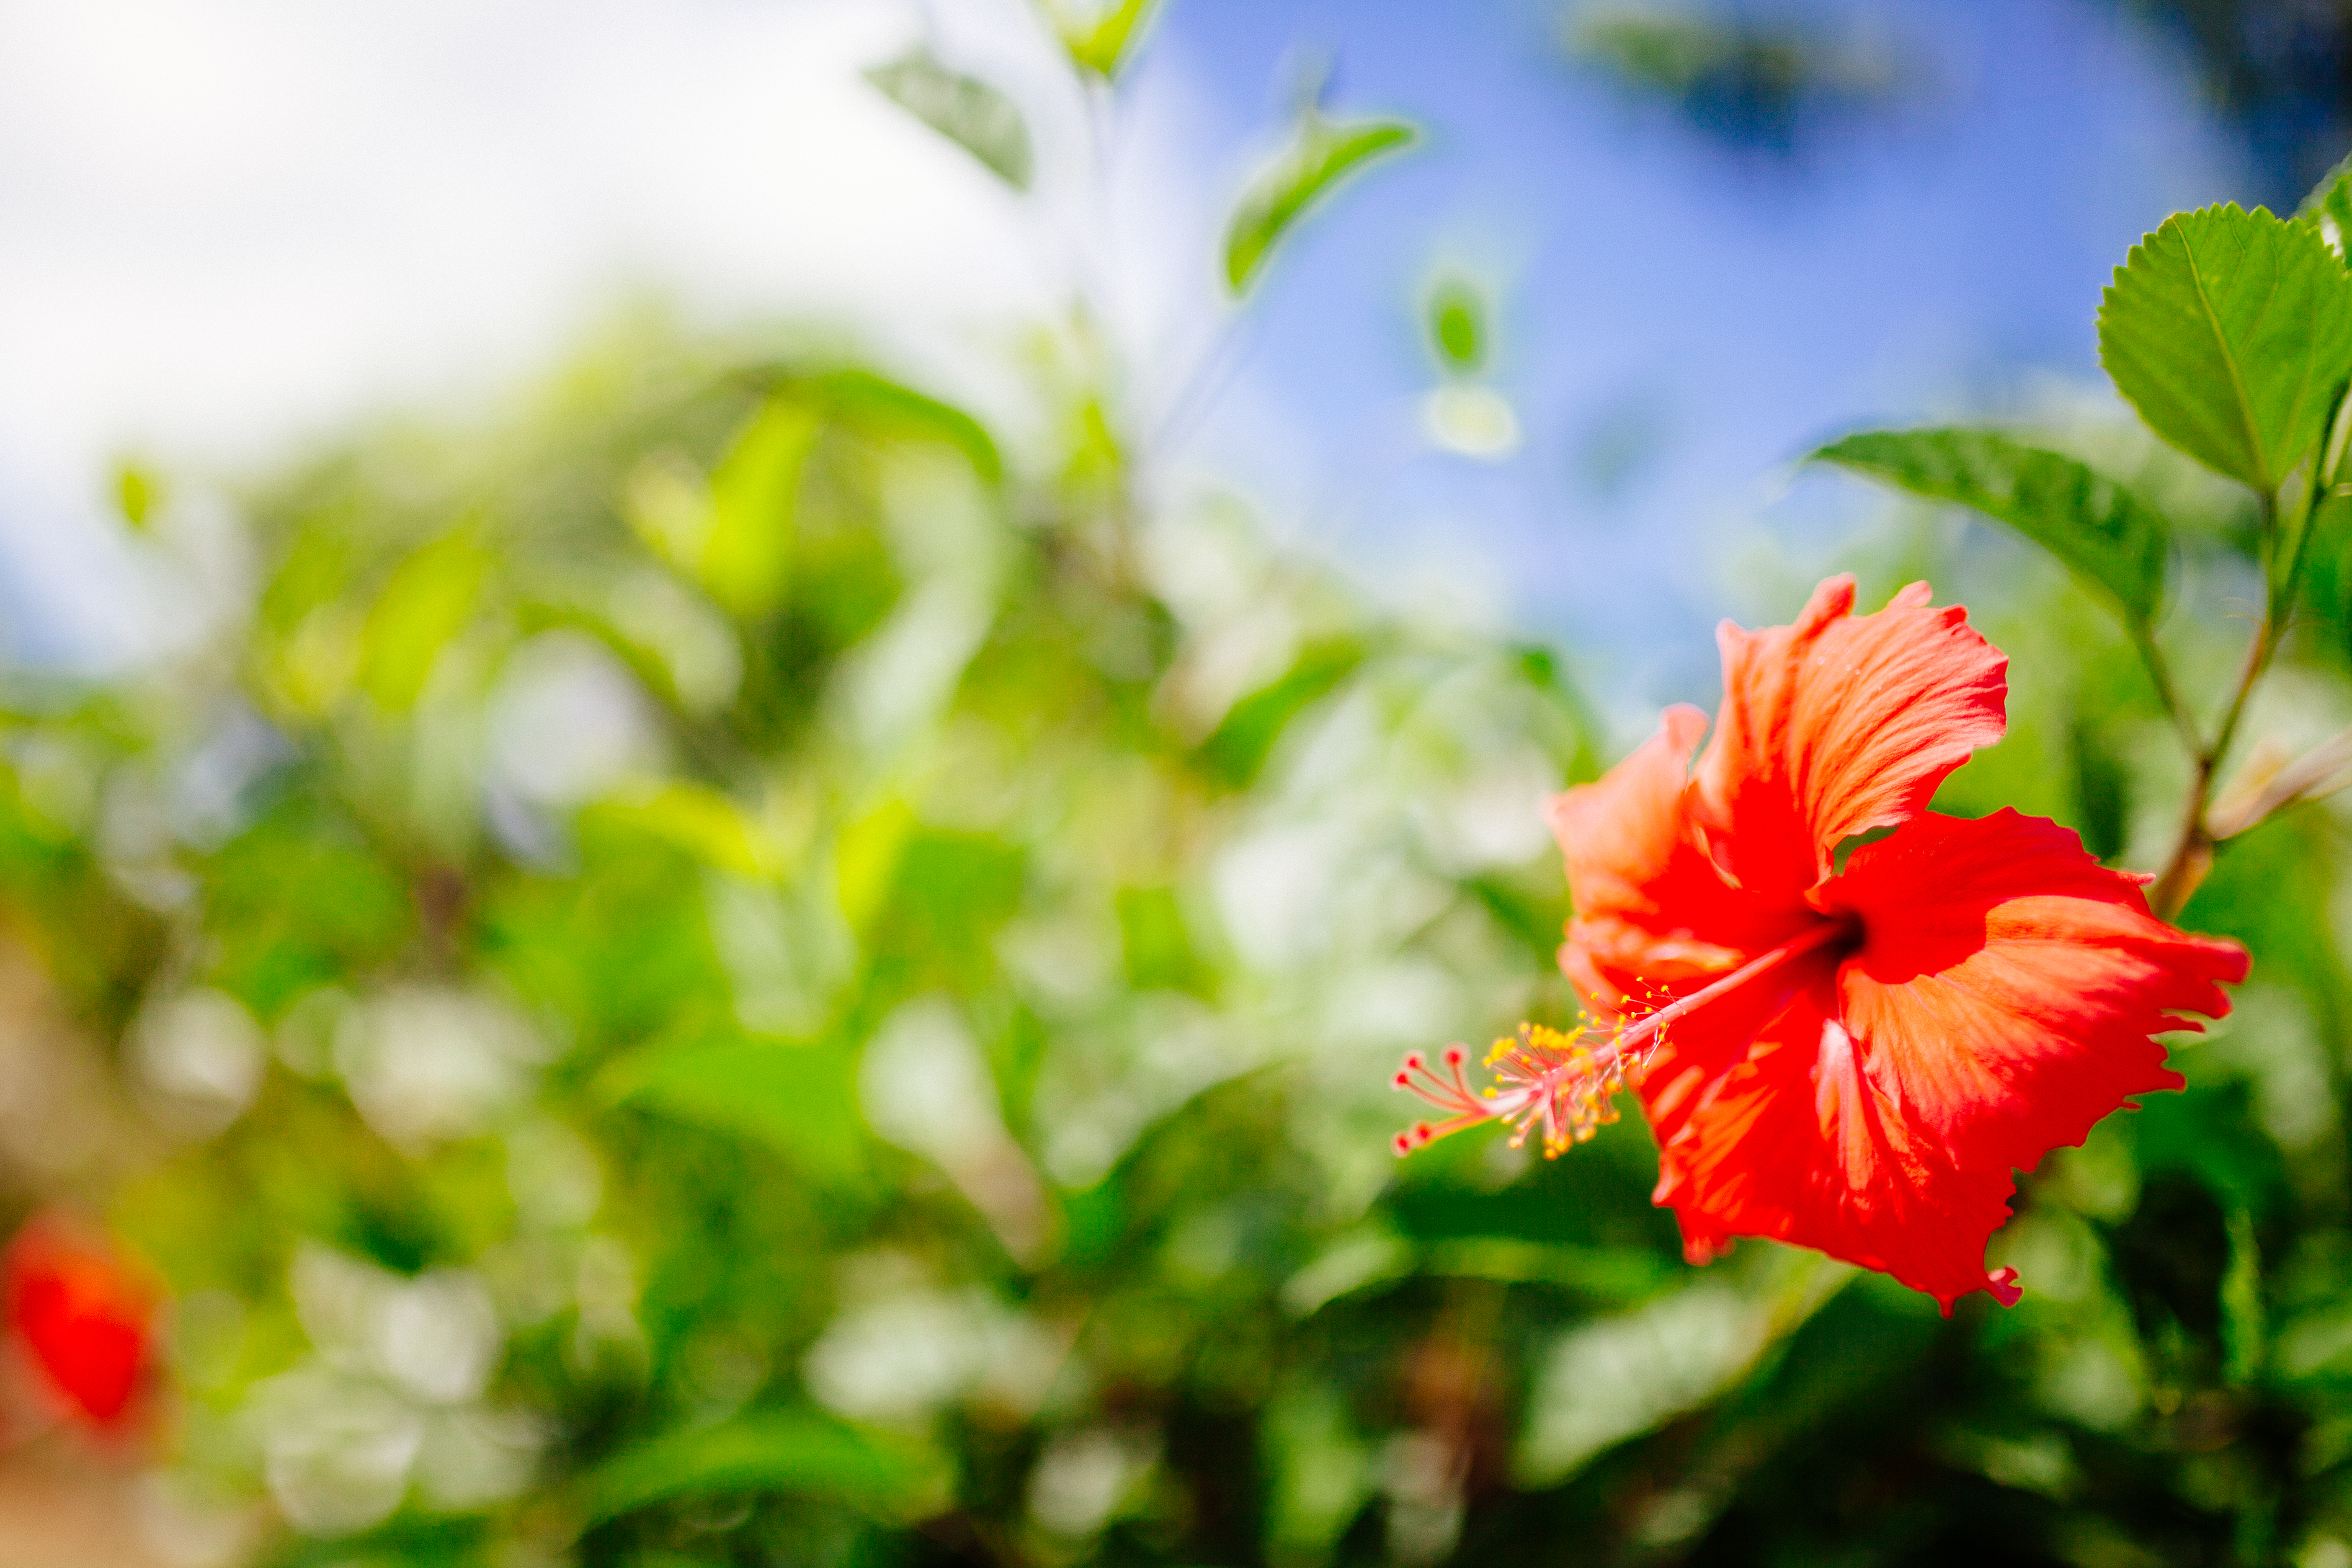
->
[2150,494,2285,920]
[2129,620,2202,761]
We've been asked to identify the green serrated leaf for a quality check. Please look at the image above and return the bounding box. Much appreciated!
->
[1053,0,1160,78]
[578,1410,947,1523]
[2298,149,2352,266]
[1223,115,1417,295]
[1813,428,2171,627]
[864,47,1032,190]
[2098,203,2352,491]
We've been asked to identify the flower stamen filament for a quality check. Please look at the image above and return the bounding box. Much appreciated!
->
[1392,917,1857,1158]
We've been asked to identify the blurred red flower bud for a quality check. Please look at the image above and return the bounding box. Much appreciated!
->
[3,1216,160,1429]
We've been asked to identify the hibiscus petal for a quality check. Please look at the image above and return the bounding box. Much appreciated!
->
[1693,575,2008,897]
[1822,809,2248,1177]
[1552,705,1831,1165]
[1550,704,1811,1003]
[1636,945,1842,1178]
[1659,979,2025,1312]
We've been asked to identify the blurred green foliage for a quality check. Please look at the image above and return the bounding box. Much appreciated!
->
[7,20,2352,1568]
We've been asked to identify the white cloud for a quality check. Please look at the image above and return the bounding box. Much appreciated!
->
[0,0,1219,660]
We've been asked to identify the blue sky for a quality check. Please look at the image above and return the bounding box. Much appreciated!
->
[0,0,2253,697]
[1147,0,2240,699]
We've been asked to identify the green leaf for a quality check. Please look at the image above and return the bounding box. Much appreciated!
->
[701,399,819,618]
[2223,1207,2266,1386]
[1419,1237,1676,1305]
[1428,278,1486,371]
[1197,638,1363,786]
[598,1029,864,1180]
[358,527,492,710]
[2097,203,2352,491]
[578,1411,948,1523]
[113,459,162,531]
[864,47,1032,190]
[1223,114,1418,294]
[628,401,816,619]
[802,368,1003,485]
[1812,428,2171,628]
[1115,884,1210,993]
[2298,149,2352,266]
[1052,0,1160,78]
[583,783,793,882]
[833,797,915,938]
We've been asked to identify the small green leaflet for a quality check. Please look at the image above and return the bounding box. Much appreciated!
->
[1813,428,2171,628]
[1429,278,1487,371]
[113,460,161,531]
[865,47,1032,190]
[2298,150,2352,266]
[1224,114,1418,294]
[2097,204,2352,492]
[1053,0,1159,79]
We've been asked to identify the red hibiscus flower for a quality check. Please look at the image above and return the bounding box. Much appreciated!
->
[3,1215,160,1429]
[1395,575,2248,1310]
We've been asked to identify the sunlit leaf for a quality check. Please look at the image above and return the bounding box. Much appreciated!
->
[578,1410,946,1522]
[802,368,1003,485]
[1050,0,1160,78]
[1279,1226,1411,1316]
[702,398,820,618]
[1516,1284,1771,1484]
[1223,114,1417,294]
[865,46,1032,190]
[2298,149,2352,266]
[833,798,915,938]
[584,783,792,882]
[2098,203,2352,491]
[358,528,492,711]
[625,400,817,620]
[1813,427,2171,628]
[1264,1385,1375,1560]
[598,1029,864,1181]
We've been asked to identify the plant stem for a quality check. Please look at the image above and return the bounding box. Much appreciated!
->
[2149,475,2316,920]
